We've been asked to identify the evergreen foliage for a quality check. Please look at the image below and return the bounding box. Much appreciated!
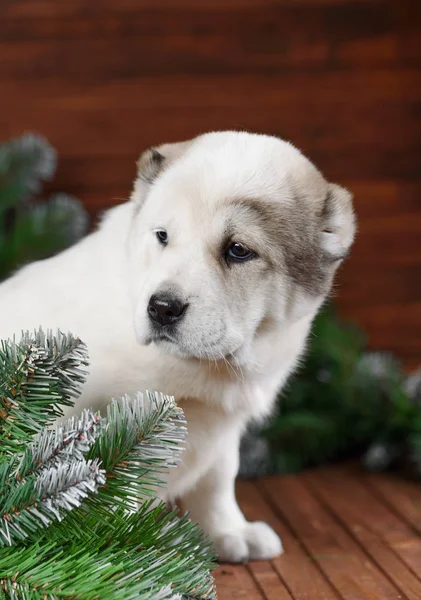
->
[0,330,216,600]
[0,133,88,281]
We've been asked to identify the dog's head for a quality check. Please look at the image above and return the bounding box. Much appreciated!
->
[127,131,355,364]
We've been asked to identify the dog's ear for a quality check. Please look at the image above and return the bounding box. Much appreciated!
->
[136,147,166,185]
[321,183,356,261]
[131,140,192,205]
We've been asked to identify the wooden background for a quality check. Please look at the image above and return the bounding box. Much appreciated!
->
[1,0,420,367]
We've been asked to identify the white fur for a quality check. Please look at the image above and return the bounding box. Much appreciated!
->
[0,131,354,562]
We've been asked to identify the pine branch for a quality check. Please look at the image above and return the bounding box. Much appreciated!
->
[28,194,89,246]
[19,408,105,477]
[0,511,216,600]
[0,340,216,598]
[0,133,56,217]
[0,194,89,278]
[49,502,216,599]
[59,501,216,574]
[1,410,105,546]
[0,541,178,600]
[87,392,187,509]
[0,457,105,547]
[0,392,185,546]
[0,330,89,456]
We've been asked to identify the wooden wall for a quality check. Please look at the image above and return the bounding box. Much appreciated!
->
[1,0,421,366]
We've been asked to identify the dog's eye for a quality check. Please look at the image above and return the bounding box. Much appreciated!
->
[155,230,168,245]
[226,242,255,263]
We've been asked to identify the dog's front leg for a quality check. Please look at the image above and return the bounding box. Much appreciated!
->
[180,427,283,563]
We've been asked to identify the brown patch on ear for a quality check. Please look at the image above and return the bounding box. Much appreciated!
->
[131,138,195,207]
[284,184,355,294]
[136,148,166,184]
[320,183,356,261]
[136,140,193,186]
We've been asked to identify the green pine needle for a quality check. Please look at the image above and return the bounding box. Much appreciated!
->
[19,409,105,477]
[0,133,56,217]
[0,535,214,600]
[0,330,89,456]
[0,457,106,547]
[0,194,89,278]
[87,392,187,509]
[37,502,216,599]
[1,375,216,596]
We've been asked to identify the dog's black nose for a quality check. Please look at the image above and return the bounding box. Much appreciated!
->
[147,294,188,326]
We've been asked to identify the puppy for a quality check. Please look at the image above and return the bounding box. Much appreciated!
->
[0,131,355,562]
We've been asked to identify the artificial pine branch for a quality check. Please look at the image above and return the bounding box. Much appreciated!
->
[35,502,216,599]
[0,392,186,547]
[0,535,212,600]
[1,410,105,546]
[2,194,89,277]
[0,330,89,456]
[0,133,88,282]
[0,341,216,600]
[87,392,187,509]
[0,458,105,547]
[19,408,105,477]
[0,133,56,218]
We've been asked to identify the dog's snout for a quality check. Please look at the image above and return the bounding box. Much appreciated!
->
[148,293,188,326]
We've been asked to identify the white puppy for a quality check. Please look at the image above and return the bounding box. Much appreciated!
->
[0,131,355,562]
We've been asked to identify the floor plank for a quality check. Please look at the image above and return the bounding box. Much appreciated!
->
[214,467,421,599]
[303,466,421,598]
[366,472,421,536]
[260,474,403,600]
[214,564,264,600]
[237,481,340,600]
[247,561,293,600]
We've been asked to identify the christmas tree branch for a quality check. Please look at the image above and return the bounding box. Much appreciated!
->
[0,458,105,547]
[0,541,183,600]
[57,501,216,584]
[87,392,187,508]
[18,408,105,477]
[0,505,216,600]
[1,393,193,553]
[0,328,216,598]
[0,330,89,456]
[0,133,56,219]
[2,194,89,277]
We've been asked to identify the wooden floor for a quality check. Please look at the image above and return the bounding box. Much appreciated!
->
[215,465,421,599]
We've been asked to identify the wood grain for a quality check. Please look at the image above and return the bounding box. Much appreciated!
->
[304,466,421,597]
[366,471,421,536]
[237,481,339,599]
[261,474,402,599]
[214,468,421,599]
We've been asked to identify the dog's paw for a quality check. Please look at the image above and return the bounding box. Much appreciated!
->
[213,521,283,563]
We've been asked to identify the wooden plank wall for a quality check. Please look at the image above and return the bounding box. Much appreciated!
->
[1,0,421,366]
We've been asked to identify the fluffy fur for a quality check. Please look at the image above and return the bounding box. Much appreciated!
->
[0,131,355,562]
